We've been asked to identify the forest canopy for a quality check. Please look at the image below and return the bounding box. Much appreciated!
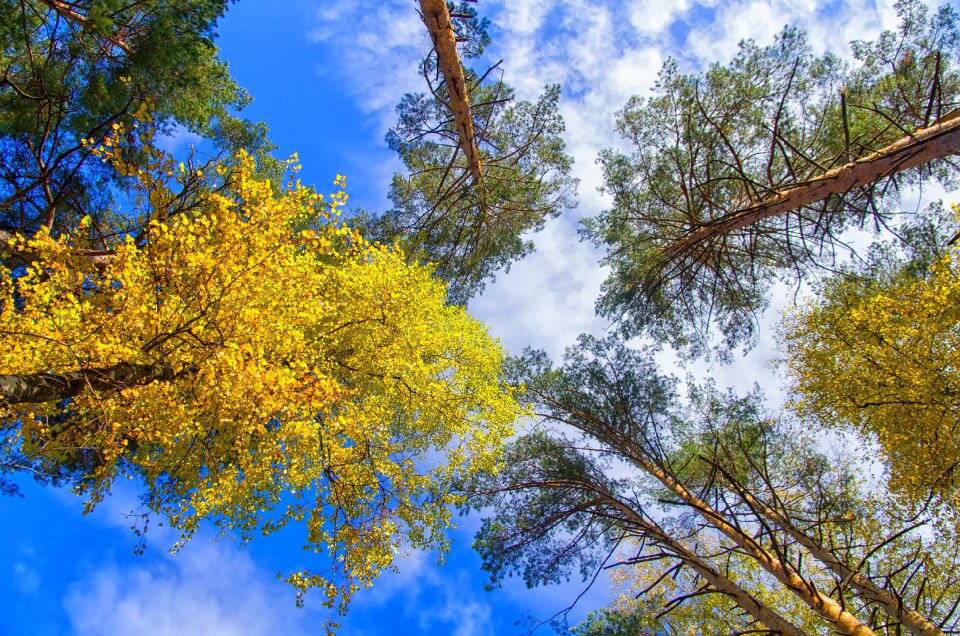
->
[2,0,960,634]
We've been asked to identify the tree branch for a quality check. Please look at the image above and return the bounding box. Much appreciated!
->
[0,361,181,404]
[418,0,483,182]
[666,109,960,260]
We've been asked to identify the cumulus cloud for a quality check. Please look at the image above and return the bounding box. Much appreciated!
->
[63,539,316,636]
[346,547,496,636]
[54,482,317,636]
[470,218,609,360]
[685,0,904,65]
[12,560,41,595]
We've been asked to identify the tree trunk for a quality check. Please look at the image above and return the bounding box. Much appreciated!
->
[0,361,177,404]
[600,491,811,636]
[614,435,878,636]
[666,109,960,259]
[712,468,946,636]
[418,0,483,182]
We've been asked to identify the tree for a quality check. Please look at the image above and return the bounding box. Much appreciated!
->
[367,1,577,303]
[781,202,960,515]
[468,336,958,635]
[0,141,520,626]
[0,0,273,239]
[585,0,960,358]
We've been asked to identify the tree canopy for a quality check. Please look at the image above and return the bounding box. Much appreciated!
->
[782,202,960,516]
[365,1,577,303]
[0,139,520,623]
[585,0,960,358]
[0,0,273,239]
[4,0,960,631]
[470,336,959,635]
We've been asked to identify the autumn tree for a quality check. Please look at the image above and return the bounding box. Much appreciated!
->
[781,202,960,517]
[468,336,958,635]
[0,141,521,625]
[366,0,577,302]
[585,0,959,357]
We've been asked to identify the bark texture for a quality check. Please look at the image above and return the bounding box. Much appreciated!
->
[418,0,483,181]
[607,430,879,636]
[666,109,960,259]
[0,361,177,404]
[716,471,946,636]
[603,495,810,636]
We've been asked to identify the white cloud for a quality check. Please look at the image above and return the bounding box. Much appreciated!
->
[12,560,41,595]
[63,539,316,636]
[307,0,428,127]
[628,0,692,37]
[496,0,553,36]
[470,217,609,360]
[55,482,318,636]
[684,0,906,66]
[155,125,203,155]
[347,547,496,636]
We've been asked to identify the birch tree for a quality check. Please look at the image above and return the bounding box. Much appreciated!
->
[0,141,520,625]
[782,202,960,516]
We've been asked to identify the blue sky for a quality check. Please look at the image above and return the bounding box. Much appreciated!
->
[0,0,938,634]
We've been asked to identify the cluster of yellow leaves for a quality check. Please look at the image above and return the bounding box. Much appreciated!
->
[0,150,520,621]
[781,206,960,512]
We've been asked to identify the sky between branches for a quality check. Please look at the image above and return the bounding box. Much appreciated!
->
[2,0,952,634]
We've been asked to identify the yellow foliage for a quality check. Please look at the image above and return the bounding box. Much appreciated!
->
[0,150,519,622]
[781,206,960,513]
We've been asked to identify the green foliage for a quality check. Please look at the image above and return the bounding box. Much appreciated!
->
[586,0,960,358]
[445,1,491,59]
[0,0,273,238]
[472,335,960,635]
[372,75,576,302]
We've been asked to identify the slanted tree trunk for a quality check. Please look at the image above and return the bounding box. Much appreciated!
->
[665,110,960,260]
[617,437,877,636]
[711,466,946,636]
[0,361,178,404]
[601,493,811,636]
[510,475,813,636]
[418,0,483,182]
[540,398,880,636]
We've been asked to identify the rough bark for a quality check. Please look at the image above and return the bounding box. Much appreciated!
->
[714,469,946,636]
[598,488,810,636]
[585,422,879,636]
[418,0,483,182]
[0,361,177,404]
[637,451,875,635]
[665,109,960,260]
